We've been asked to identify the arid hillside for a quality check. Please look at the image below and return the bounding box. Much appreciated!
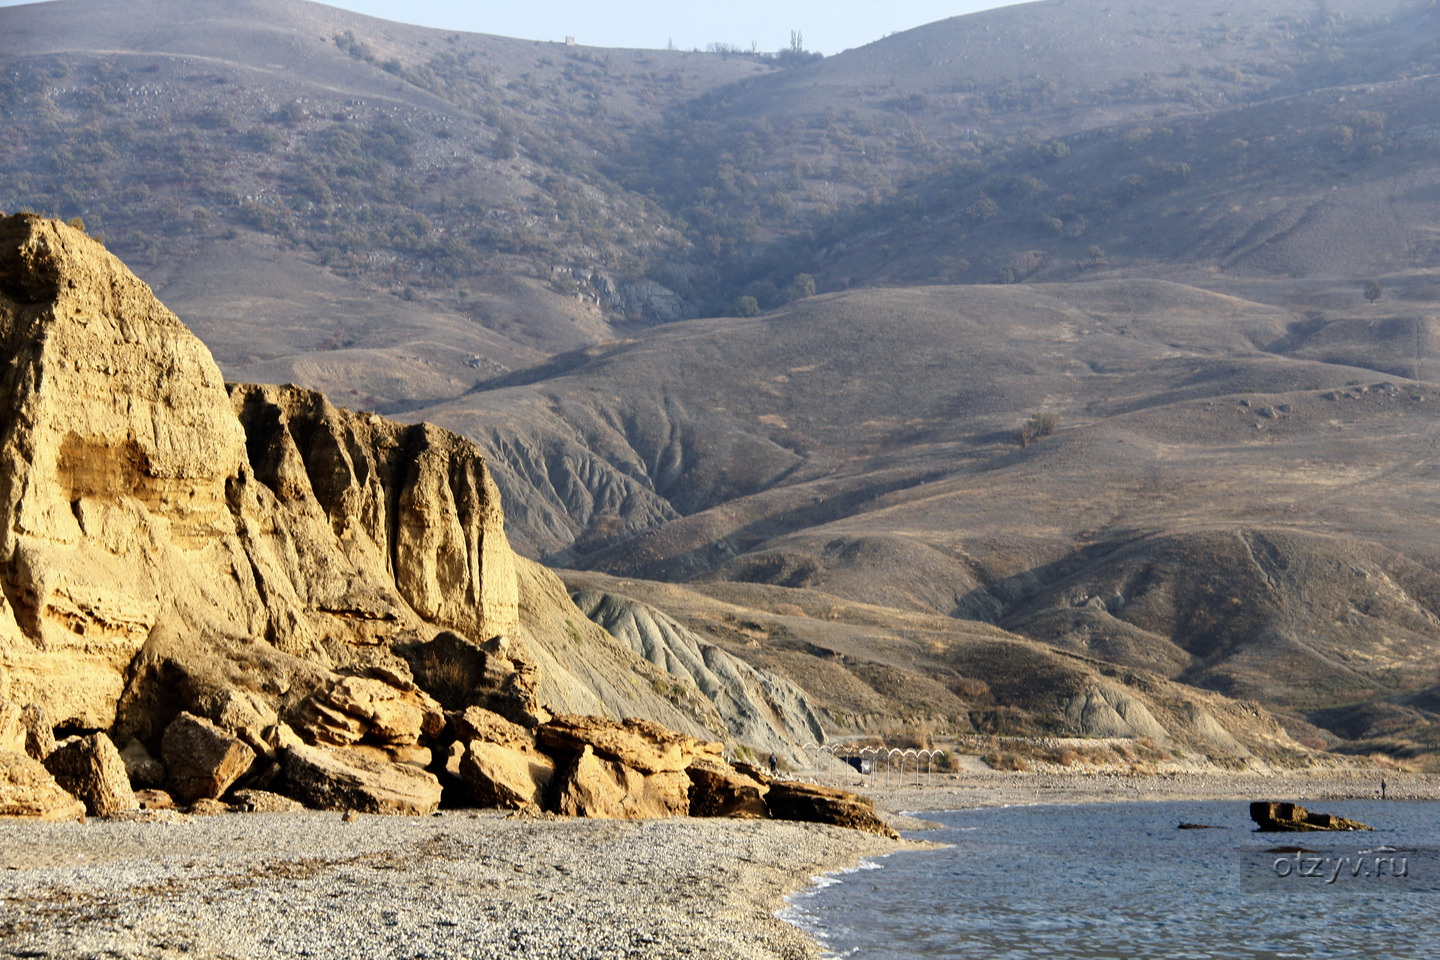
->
[429,280,1440,761]
[4,0,1440,768]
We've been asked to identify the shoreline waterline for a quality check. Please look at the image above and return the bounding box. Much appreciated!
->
[785,769,1440,958]
[3,770,1438,959]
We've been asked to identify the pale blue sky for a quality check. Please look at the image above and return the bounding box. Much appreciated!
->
[0,1,1022,54]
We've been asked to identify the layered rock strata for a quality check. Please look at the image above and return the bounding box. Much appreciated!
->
[0,215,886,833]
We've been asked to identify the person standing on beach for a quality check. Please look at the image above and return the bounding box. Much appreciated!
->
[1382,777,1387,799]
[769,753,778,777]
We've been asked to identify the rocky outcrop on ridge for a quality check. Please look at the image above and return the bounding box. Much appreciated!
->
[0,214,886,830]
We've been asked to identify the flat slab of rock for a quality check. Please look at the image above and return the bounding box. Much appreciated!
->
[282,743,442,815]
[0,751,86,821]
[43,733,137,817]
[162,712,257,804]
[538,715,721,774]
[1251,801,1373,832]
[765,782,899,839]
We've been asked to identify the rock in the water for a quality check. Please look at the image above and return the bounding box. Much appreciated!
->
[118,737,166,788]
[282,742,442,815]
[162,712,257,804]
[539,715,722,774]
[0,751,86,821]
[1250,801,1373,832]
[686,756,769,819]
[764,781,899,839]
[458,741,555,809]
[42,732,137,817]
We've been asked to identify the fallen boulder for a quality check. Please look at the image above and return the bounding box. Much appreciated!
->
[162,712,257,804]
[552,745,690,819]
[450,705,536,750]
[282,742,442,815]
[458,740,555,809]
[686,756,769,819]
[0,751,86,821]
[764,781,899,839]
[1250,801,1373,832]
[43,733,137,817]
[291,675,445,747]
[118,738,166,788]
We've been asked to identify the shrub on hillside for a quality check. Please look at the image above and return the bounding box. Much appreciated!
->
[1017,411,1060,447]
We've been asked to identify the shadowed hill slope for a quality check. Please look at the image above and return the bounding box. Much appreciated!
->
[424,279,1440,758]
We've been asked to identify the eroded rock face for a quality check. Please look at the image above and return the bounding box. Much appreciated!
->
[291,675,444,747]
[0,215,521,731]
[42,732,137,817]
[0,217,870,829]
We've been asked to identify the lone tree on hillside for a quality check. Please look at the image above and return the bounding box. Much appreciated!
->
[1363,279,1383,304]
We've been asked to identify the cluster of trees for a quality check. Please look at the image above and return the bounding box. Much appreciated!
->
[727,273,815,316]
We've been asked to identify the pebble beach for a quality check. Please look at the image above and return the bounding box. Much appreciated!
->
[4,767,1438,959]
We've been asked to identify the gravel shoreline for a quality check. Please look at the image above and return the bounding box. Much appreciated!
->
[834,767,1440,814]
[0,811,906,960]
[5,769,1436,959]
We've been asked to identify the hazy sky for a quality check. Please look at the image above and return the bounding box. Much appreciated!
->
[326,2,1020,54]
[0,1,1023,55]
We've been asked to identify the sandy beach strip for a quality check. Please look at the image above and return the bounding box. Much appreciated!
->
[0,811,907,960]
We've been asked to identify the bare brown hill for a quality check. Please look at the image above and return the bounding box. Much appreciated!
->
[6,0,1440,768]
[422,280,1440,761]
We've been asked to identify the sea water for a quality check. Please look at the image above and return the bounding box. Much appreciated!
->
[785,800,1440,959]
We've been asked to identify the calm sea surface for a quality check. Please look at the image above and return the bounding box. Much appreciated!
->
[785,800,1440,959]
